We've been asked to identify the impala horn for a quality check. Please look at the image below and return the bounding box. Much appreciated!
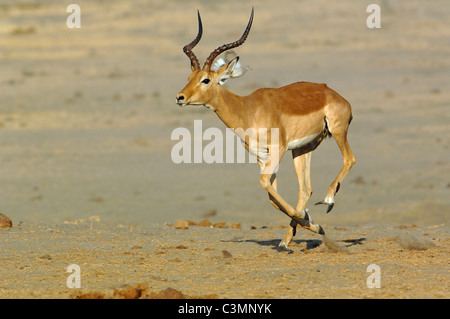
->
[202,7,254,72]
[183,10,203,71]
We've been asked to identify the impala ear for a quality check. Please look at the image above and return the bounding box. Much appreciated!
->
[217,56,240,85]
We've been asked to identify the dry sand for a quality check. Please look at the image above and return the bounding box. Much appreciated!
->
[0,0,449,299]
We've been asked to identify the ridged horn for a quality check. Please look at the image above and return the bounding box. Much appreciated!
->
[183,10,203,71]
[203,7,254,72]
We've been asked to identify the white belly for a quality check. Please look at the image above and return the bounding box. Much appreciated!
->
[287,132,322,150]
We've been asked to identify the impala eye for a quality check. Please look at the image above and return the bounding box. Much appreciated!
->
[201,78,210,84]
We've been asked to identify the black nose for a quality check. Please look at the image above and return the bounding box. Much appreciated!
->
[176,95,184,102]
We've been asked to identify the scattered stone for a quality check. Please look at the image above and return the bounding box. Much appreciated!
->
[198,219,212,227]
[213,222,227,228]
[174,219,241,230]
[395,225,419,229]
[175,220,189,230]
[70,285,218,299]
[231,223,241,230]
[114,283,148,299]
[146,287,186,299]
[37,254,52,261]
[72,292,105,299]
[222,250,233,258]
[0,213,12,229]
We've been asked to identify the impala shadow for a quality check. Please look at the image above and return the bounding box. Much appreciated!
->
[233,238,323,253]
[341,238,366,246]
[226,237,366,253]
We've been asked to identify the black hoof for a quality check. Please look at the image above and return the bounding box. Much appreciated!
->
[326,203,334,214]
[277,243,290,252]
[318,225,325,235]
[315,201,334,214]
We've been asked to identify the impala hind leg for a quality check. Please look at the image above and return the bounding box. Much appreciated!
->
[316,131,355,213]
[279,151,313,249]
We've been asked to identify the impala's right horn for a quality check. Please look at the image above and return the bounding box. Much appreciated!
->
[203,7,254,72]
[183,10,203,71]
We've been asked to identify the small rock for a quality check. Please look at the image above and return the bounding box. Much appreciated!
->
[0,214,12,228]
[114,283,148,299]
[198,219,212,227]
[231,223,241,230]
[37,254,52,261]
[222,250,233,258]
[146,287,186,299]
[213,222,228,228]
[175,220,189,230]
[72,292,105,299]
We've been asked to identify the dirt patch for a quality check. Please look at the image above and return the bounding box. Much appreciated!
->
[0,221,448,299]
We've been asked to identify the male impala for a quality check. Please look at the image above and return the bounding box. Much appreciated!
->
[176,8,355,249]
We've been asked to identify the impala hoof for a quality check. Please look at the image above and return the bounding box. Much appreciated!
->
[315,201,334,214]
[309,222,325,235]
[277,242,290,252]
[318,225,325,235]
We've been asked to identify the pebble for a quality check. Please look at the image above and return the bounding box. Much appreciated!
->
[175,219,189,230]
[0,213,12,229]
[222,250,233,258]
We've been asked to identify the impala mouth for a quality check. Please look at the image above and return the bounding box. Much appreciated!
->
[176,99,189,107]
[176,99,206,107]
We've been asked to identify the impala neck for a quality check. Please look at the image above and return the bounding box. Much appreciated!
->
[210,86,251,130]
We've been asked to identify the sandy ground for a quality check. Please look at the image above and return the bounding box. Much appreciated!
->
[0,0,449,299]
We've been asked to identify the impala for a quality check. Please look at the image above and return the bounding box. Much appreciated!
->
[176,8,355,249]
